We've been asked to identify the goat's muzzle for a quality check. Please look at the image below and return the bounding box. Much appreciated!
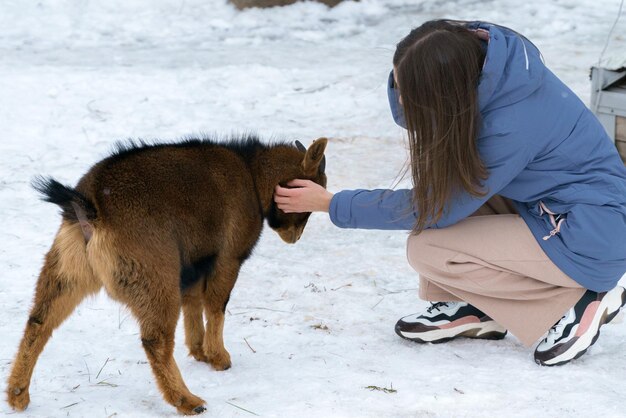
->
[277,227,303,244]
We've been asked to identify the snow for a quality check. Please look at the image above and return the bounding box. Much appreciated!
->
[1,0,625,417]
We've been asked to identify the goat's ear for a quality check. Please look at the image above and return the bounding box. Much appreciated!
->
[302,137,328,176]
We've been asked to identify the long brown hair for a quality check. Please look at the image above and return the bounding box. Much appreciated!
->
[393,20,487,233]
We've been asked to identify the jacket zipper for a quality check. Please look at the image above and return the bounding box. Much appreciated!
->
[539,201,566,241]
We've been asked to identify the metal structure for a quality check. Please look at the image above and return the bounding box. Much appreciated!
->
[591,56,626,163]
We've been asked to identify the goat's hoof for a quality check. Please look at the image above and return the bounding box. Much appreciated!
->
[208,351,231,371]
[7,386,30,411]
[193,405,207,414]
[175,394,206,415]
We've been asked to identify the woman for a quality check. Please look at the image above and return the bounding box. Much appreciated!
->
[274,20,626,366]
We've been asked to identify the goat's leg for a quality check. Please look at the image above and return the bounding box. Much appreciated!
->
[116,260,205,415]
[7,223,101,411]
[136,298,206,414]
[203,258,240,371]
[182,284,208,362]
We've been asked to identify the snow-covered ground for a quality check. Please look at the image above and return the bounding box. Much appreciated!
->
[1,0,625,417]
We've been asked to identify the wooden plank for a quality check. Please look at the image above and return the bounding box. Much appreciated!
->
[616,117,626,163]
[617,116,626,142]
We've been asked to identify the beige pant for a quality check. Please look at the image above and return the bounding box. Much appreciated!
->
[406,196,585,346]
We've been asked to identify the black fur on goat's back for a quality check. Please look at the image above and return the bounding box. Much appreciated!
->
[32,176,98,222]
[105,133,292,167]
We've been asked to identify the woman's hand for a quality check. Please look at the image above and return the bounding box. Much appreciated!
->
[274,179,333,213]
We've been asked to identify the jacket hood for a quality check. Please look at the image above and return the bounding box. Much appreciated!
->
[473,23,545,112]
[388,22,546,127]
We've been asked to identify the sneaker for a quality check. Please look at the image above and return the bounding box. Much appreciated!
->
[534,286,626,367]
[395,301,507,343]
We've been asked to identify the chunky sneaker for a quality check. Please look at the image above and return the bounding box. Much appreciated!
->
[395,302,507,343]
[534,286,626,366]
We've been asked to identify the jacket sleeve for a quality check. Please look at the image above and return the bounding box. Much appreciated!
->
[329,188,417,230]
[328,131,532,230]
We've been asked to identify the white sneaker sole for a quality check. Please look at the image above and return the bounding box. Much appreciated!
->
[397,320,507,343]
[539,286,626,366]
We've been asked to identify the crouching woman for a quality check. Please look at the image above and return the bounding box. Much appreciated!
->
[274,20,626,366]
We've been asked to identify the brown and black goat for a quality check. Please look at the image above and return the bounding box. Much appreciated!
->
[6,135,328,415]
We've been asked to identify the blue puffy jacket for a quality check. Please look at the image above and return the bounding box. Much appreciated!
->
[329,22,626,292]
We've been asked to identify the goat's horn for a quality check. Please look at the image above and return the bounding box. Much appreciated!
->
[294,140,307,153]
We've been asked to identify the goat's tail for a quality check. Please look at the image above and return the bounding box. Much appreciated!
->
[32,176,98,223]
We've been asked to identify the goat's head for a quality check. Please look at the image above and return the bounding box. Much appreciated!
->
[268,137,328,244]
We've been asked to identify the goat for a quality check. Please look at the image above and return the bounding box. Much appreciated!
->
[6,135,328,415]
